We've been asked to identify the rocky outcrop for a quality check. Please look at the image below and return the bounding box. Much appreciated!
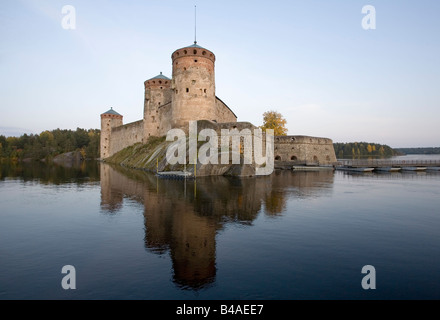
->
[103,137,258,177]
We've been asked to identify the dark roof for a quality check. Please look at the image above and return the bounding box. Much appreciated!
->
[183,41,208,50]
[102,107,122,116]
[147,72,171,81]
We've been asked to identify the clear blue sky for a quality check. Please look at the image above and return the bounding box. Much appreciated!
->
[1,0,439,147]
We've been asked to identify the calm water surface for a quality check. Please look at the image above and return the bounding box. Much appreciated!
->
[1,158,440,300]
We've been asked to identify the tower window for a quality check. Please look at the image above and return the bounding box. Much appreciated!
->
[204,89,207,93]
[193,50,197,54]
[159,81,162,84]
[194,60,198,62]
[184,50,187,54]
[186,88,189,93]
[160,87,163,89]
[202,51,206,55]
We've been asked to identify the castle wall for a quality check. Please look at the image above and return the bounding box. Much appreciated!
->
[214,97,237,123]
[274,136,337,165]
[156,102,173,136]
[109,120,143,157]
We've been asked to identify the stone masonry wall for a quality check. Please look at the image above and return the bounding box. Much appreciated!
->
[109,120,144,157]
[214,97,237,123]
[274,135,337,165]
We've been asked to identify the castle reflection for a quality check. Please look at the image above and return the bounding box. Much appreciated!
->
[100,164,334,290]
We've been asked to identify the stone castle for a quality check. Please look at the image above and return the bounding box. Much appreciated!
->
[100,41,337,168]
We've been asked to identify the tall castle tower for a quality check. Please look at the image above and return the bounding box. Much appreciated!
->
[100,108,123,159]
[143,72,172,140]
[170,42,217,128]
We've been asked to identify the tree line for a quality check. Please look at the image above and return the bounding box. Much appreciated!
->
[333,142,402,159]
[394,147,440,155]
[0,128,100,162]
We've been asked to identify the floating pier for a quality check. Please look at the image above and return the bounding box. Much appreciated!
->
[292,166,334,172]
[336,159,440,173]
[336,167,375,172]
[374,167,402,172]
[156,171,194,180]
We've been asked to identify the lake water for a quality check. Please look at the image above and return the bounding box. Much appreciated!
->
[1,157,440,300]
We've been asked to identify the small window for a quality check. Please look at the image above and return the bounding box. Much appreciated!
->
[275,156,281,161]
[153,81,155,84]
[291,156,297,161]
[184,67,187,71]
[160,87,163,89]
[193,50,197,54]
[194,59,198,63]
[176,89,178,94]
[158,102,161,106]
[192,80,196,85]
[159,81,162,84]
[186,88,189,93]
[204,89,207,93]
[202,51,206,55]
[184,50,187,54]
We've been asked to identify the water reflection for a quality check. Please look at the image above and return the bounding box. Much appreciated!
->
[0,160,100,184]
[100,164,335,290]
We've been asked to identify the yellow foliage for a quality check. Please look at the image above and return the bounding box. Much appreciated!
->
[40,130,54,141]
[260,110,288,136]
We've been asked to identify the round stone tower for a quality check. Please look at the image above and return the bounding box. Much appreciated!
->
[100,107,123,159]
[171,42,216,128]
[144,72,172,140]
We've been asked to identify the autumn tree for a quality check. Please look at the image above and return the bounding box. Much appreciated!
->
[260,110,288,136]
